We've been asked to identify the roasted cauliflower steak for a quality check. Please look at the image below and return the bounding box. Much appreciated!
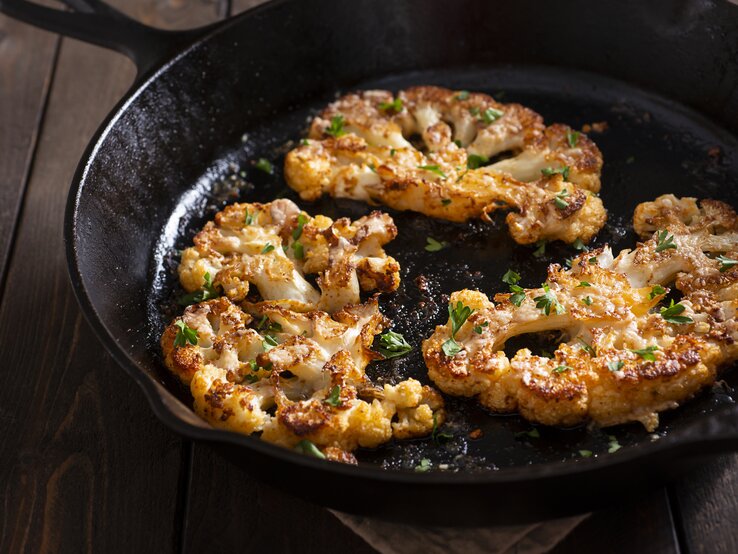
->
[162,296,444,461]
[178,198,400,312]
[423,195,738,431]
[284,86,606,245]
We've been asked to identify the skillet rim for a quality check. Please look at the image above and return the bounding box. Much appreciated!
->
[62,0,738,486]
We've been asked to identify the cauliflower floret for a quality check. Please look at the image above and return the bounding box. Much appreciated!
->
[178,199,400,312]
[284,86,605,245]
[162,296,445,461]
[423,197,738,431]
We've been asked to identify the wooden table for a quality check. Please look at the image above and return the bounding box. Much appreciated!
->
[2,1,737,552]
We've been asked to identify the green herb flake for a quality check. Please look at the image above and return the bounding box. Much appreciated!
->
[482,107,504,124]
[577,281,592,288]
[717,255,738,272]
[579,339,596,356]
[502,269,521,285]
[455,90,470,101]
[442,337,462,357]
[567,130,581,148]
[295,440,326,459]
[390,148,396,156]
[376,330,413,359]
[255,158,274,175]
[510,287,526,307]
[554,189,570,210]
[474,321,489,334]
[579,449,593,458]
[649,285,666,300]
[541,165,571,181]
[431,412,453,444]
[533,241,547,258]
[469,106,480,117]
[325,385,342,407]
[325,114,346,137]
[588,256,598,265]
[572,238,588,251]
[533,283,565,316]
[378,97,403,113]
[292,240,304,260]
[244,210,254,226]
[607,436,622,453]
[607,360,625,372]
[553,364,572,374]
[441,198,452,206]
[300,138,310,146]
[582,296,593,306]
[178,271,221,305]
[660,299,694,324]
[449,301,475,336]
[515,428,540,439]
[630,345,659,361]
[467,154,490,169]
[174,320,198,347]
[262,334,279,351]
[261,243,275,254]
[655,229,677,253]
[292,213,308,241]
[417,164,447,179]
[425,237,448,252]
[415,458,432,472]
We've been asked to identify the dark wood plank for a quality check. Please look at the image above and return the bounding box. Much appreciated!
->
[552,489,680,554]
[0,2,223,552]
[182,446,378,554]
[0,11,58,284]
[671,455,738,554]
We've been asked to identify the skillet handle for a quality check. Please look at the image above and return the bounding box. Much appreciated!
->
[0,0,208,77]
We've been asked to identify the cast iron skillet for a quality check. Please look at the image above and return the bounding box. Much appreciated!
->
[4,0,738,526]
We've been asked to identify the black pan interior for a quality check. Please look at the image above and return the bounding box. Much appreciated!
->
[147,65,738,472]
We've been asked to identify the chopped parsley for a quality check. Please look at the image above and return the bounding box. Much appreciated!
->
[572,238,588,251]
[655,230,677,253]
[425,237,448,252]
[295,440,325,459]
[577,281,591,288]
[325,114,346,137]
[292,213,308,241]
[533,283,565,315]
[418,164,447,179]
[442,301,474,357]
[300,138,310,146]
[431,412,452,444]
[390,148,396,156]
[482,107,504,124]
[441,339,462,357]
[441,198,452,206]
[533,240,547,258]
[467,154,489,169]
[630,345,659,361]
[453,139,463,147]
[649,285,666,299]
[578,339,596,356]
[660,299,693,324]
[178,271,220,305]
[541,165,571,181]
[579,449,593,458]
[582,296,592,306]
[376,330,413,359]
[455,90,470,101]
[717,255,738,272]
[553,365,572,373]
[588,256,598,264]
[174,320,198,347]
[262,334,279,351]
[567,130,581,148]
[256,315,282,334]
[515,428,540,439]
[554,189,570,209]
[415,458,432,472]
[325,385,342,407]
[261,243,275,254]
[474,321,489,334]
[244,210,254,225]
[607,435,622,453]
[503,269,526,307]
[378,97,403,113]
[292,241,304,260]
[255,158,274,174]
[607,360,625,372]
[469,106,480,116]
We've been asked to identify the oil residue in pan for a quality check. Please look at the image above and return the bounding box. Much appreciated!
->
[148,66,738,472]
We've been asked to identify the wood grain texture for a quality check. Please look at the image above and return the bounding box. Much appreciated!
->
[182,446,378,554]
[0,11,58,285]
[0,2,222,553]
[552,490,680,554]
[671,455,738,554]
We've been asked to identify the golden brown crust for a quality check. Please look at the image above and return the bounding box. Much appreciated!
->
[423,197,738,431]
[285,86,605,245]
